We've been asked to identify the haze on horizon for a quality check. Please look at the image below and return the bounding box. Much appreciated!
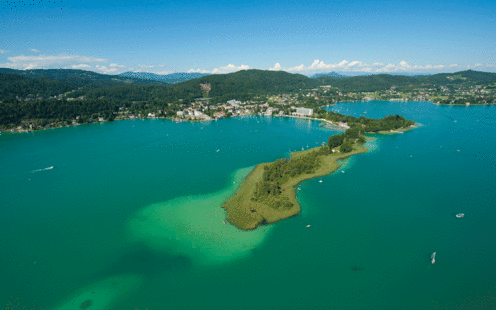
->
[1,0,495,76]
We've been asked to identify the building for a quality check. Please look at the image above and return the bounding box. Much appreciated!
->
[295,107,313,116]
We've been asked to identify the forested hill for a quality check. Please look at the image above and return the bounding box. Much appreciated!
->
[173,69,319,100]
[2,68,495,103]
[315,70,496,92]
[1,73,78,99]
[0,68,169,87]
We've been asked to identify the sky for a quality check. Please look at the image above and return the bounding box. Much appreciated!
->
[1,0,495,76]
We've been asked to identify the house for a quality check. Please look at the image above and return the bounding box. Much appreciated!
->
[295,107,313,116]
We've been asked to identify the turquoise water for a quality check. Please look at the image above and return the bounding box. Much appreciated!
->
[1,102,495,309]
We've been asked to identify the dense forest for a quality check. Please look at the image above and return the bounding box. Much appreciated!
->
[315,110,415,132]
[0,73,75,99]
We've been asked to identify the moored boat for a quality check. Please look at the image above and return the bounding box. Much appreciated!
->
[456,213,464,218]
[431,252,436,264]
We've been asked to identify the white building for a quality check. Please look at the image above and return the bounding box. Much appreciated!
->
[227,99,242,105]
[176,111,184,116]
[295,107,313,116]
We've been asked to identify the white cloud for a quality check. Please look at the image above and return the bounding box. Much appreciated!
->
[0,49,10,54]
[188,64,249,74]
[474,63,483,67]
[347,61,362,67]
[449,64,458,67]
[269,63,283,71]
[278,59,461,74]
[110,63,126,68]
[30,49,40,53]
[288,64,306,71]
[71,64,91,69]
[2,54,107,70]
[95,65,118,74]
[187,68,211,74]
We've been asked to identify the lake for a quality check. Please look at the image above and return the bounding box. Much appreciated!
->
[1,101,495,309]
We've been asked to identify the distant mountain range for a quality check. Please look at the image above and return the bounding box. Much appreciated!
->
[0,68,170,87]
[309,72,345,79]
[118,71,210,84]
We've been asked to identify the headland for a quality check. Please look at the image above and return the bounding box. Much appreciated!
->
[221,142,369,230]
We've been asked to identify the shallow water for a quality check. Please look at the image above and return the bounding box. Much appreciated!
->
[1,102,495,309]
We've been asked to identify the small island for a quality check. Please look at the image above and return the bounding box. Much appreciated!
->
[222,112,416,230]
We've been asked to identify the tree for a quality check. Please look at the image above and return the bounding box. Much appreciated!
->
[340,140,353,153]
[328,133,344,149]
[357,135,366,144]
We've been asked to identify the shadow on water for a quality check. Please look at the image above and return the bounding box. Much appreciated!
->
[106,243,193,279]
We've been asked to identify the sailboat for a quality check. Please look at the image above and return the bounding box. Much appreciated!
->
[431,252,436,264]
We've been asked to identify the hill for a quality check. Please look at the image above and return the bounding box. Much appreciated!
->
[173,69,319,101]
[0,73,78,100]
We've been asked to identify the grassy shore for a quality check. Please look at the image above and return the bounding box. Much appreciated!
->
[221,142,370,230]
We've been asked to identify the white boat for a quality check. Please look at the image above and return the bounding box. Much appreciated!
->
[456,213,465,218]
[431,252,436,264]
[319,179,323,183]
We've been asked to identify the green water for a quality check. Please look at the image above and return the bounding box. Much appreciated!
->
[1,103,495,309]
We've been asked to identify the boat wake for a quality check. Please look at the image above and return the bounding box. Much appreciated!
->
[32,166,54,173]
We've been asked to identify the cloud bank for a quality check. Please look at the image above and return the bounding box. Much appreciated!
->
[188,64,250,74]
[272,59,455,74]
[1,54,107,70]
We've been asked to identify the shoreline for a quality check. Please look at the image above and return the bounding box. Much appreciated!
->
[221,143,369,230]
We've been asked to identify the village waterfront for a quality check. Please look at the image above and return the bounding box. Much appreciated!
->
[1,101,495,309]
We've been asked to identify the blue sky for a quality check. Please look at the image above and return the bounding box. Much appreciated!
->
[1,0,495,75]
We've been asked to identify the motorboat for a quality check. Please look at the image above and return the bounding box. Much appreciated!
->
[431,252,436,264]
[456,213,465,218]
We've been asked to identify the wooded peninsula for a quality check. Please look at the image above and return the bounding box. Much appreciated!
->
[222,111,416,230]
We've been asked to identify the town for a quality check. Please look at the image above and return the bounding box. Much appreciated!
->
[1,73,495,133]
